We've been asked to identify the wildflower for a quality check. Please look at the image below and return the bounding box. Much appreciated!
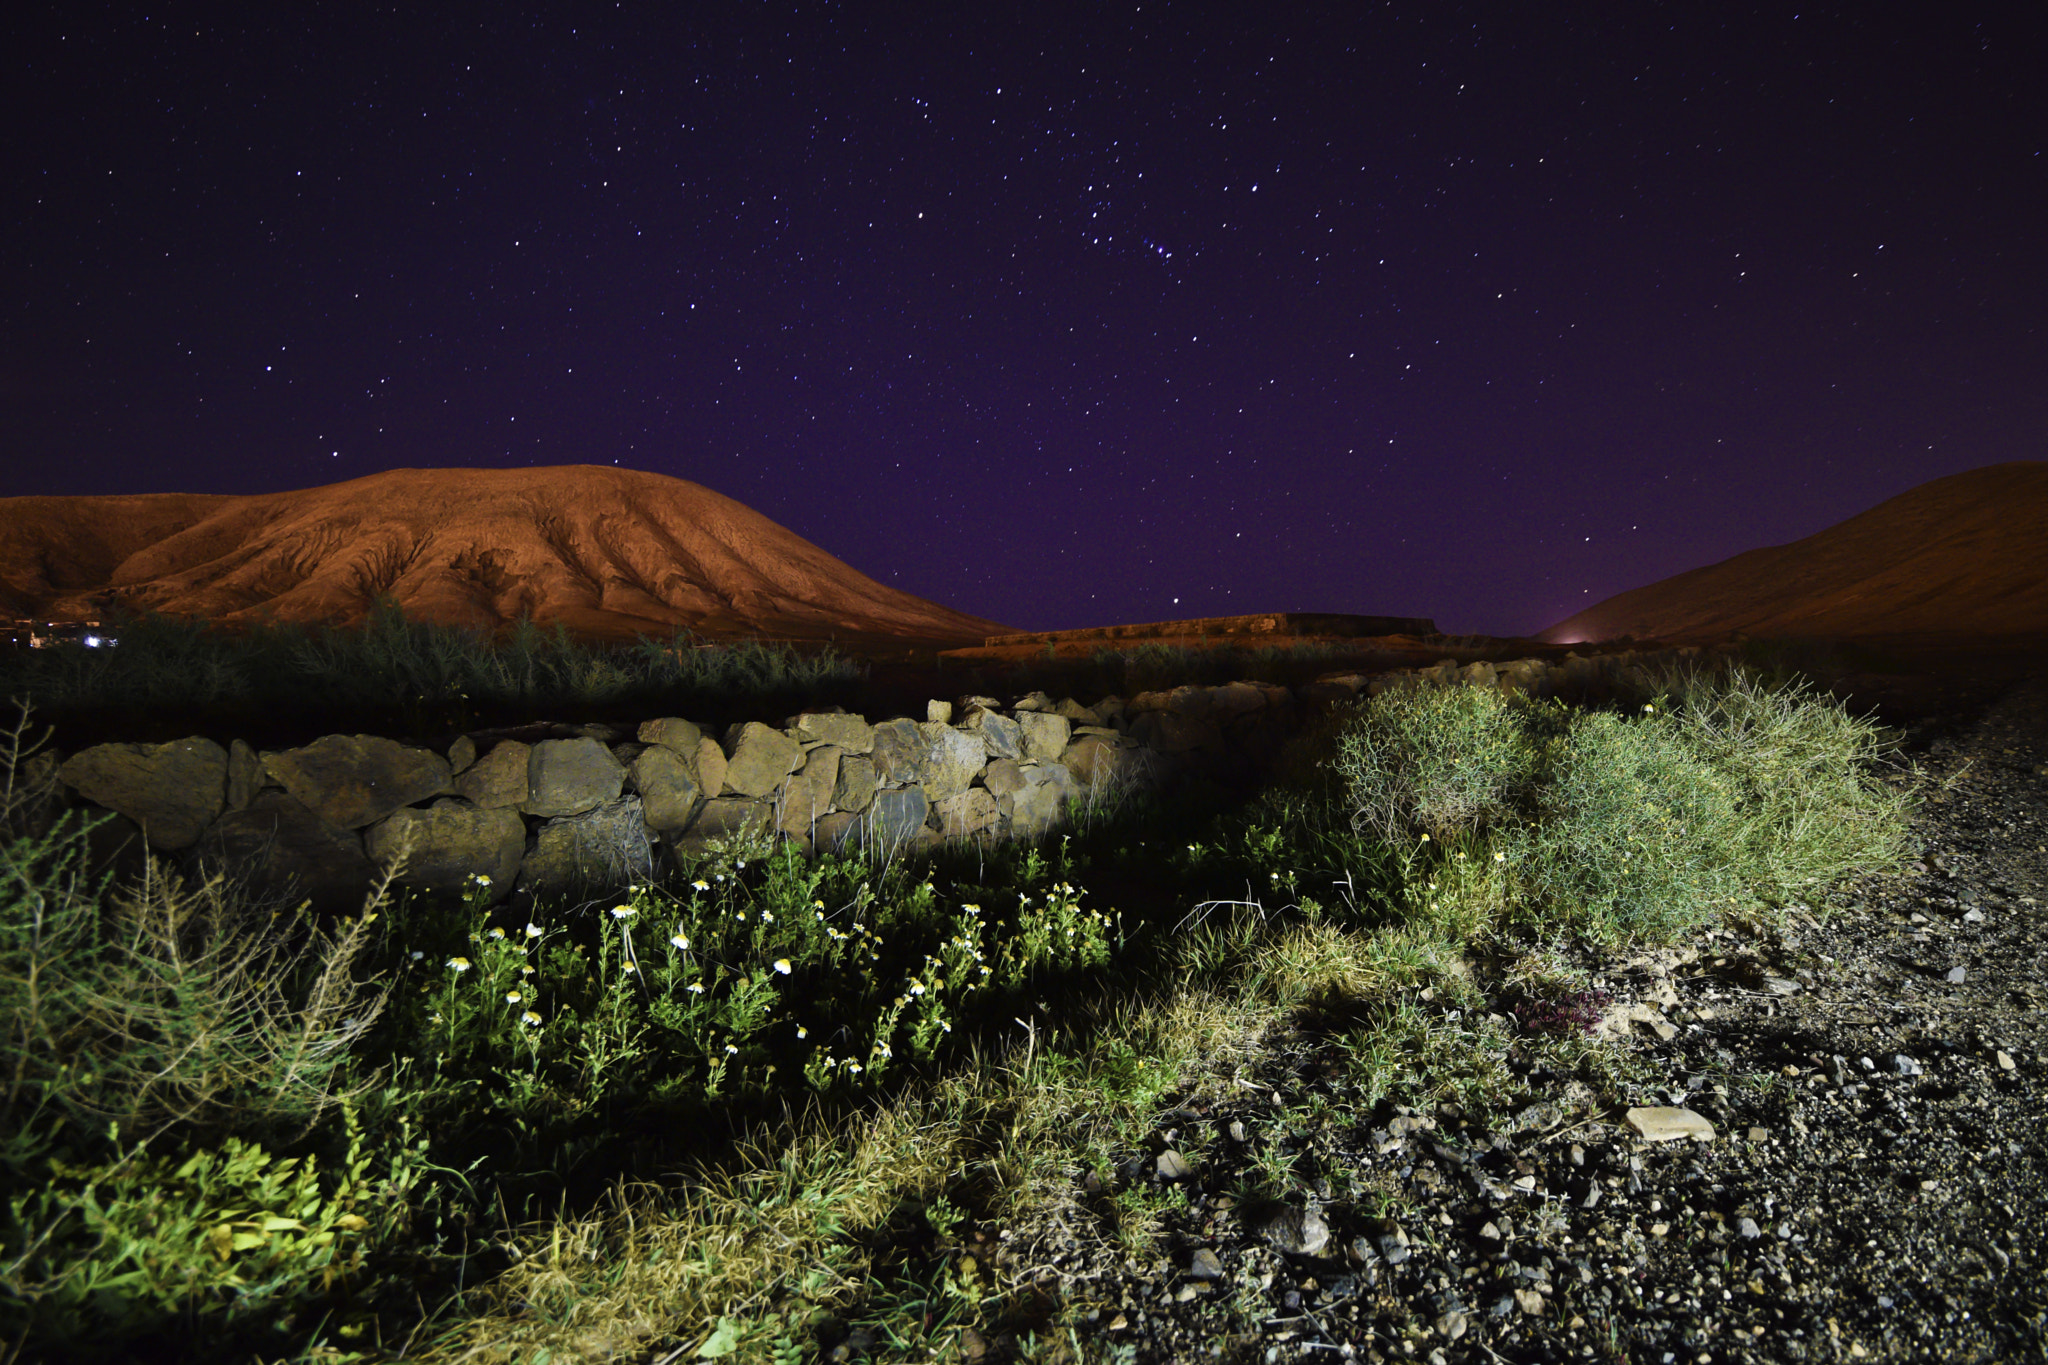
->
[621,959,638,973]
[522,1011,542,1027]
[1495,851,1507,862]
[1420,833,1430,842]
[688,981,706,994]
[736,860,746,870]
[693,879,710,892]
[611,905,635,919]
[506,990,522,1004]
[773,959,792,975]
[525,922,543,938]
[522,964,536,976]
[812,899,825,909]
[760,909,774,923]
[797,1024,808,1038]
[429,1011,444,1024]
[471,874,493,886]
[725,1043,739,1055]
[962,903,981,914]
[448,956,471,973]
[671,932,690,950]
[488,926,507,940]
[410,949,424,961]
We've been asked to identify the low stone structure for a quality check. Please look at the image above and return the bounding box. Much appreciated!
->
[38,646,1705,913]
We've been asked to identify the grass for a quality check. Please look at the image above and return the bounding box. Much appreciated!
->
[0,659,1917,1362]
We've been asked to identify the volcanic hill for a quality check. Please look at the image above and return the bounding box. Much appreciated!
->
[0,465,1011,646]
[1539,461,2048,647]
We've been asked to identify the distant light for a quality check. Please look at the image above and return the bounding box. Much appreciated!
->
[83,635,103,647]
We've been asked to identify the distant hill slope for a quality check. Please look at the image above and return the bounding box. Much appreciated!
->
[0,465,1011,645]
[1539,461,2048,645]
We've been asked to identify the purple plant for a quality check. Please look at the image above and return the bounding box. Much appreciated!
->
[1510,987,1612,1037]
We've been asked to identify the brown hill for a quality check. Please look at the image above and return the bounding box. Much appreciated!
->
[1538,461,2048,646]
[0,465,1011,646]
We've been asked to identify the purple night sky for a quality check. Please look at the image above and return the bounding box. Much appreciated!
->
[5,5,2044,637]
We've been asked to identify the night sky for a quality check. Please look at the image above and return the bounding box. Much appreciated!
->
[6,5,2044,637]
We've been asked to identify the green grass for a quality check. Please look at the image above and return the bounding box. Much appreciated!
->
[0,663,1917,1362]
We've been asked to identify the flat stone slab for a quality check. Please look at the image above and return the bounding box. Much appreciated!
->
[1625,1106,1717,1143]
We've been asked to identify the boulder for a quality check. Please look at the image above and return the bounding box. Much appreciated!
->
[522,737,625,818]
[447,734,477,776]
[963,710,1023,761]
[722,722,801,798]
[522,797,655,895]
[198,790,376,916]
[871,717,927,784]
[226,739,264,812]
[919,722,985,802]
[1011,691,1056,713]
[853,788,930,852]
[263,734,454,829]
[778,746,841,838]
[1062,733,1153,790]
[811,810,863,855]
[366,798,524,899]
[694,734,729,800]
[456,740,530,809]
[793,712,875,754]
[1016,710,1072,763]
[1129,711,1221,754]
[833,753,879,813]
[981,757,1029,800]
[1007,764,1076,837]
[58,737,228,851]
[934,788,997,839]
[637,716,704,756]
[676,796,774,853]
[1053,697,1102,725]
[631,746,705,833]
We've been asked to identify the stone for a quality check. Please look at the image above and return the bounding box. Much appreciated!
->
[1011,691,1056,713]
[853,788,930,853]
[447,734,477,776]
[721,723,801,798]
[982,758,1029,799]
[58,737,228,851]
[833,753,879,813]
[263,734,454,830]
[226,738,265,813]
[934,788,997,839]
[792,711,874,754]
[1374,1224,1412,1265]
[366,798,525,898]
[1129,710,1220,754]
[523,797,655,893]
[1437,1310,1469,1342]
[694,735,728,801]
[962,709,1023,761]
[1998,1050,2017,1071]
[632,746,705,833]
[919,723,985,802]
[522,737,626,818]
[197,790,375,916]
[1157,1150,1192,1180]
[1016,710,1072,763]
[926,699,953,724]
[1007,764,1075,837]
[637,716,703,756]
[1624,1106,1717,1142]
[1890,1054,1923,1076]
[810,810,862,854]
[1188,1248,1223,1281]
[1053,697,1102,725]
[1513,1287,1544,1316]
[871,718,927,784]
[672,796,775,857]
[778,746,841,837]
[456,741,530,809]
[1736,1216,1763,1239]
[1946,966,1966,983]
[1255,1203,1331,1257]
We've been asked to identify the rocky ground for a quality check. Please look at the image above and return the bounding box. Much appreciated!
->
[985,671,2048,1364]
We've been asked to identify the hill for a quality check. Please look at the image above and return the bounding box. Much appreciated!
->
[0,465,1010,645]
[1539,461,2048,645]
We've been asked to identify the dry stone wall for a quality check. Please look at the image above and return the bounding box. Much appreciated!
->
[41,647,1703,914]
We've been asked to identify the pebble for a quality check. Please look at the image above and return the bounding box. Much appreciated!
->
[1157,1150,1192,1180]
[1891,1054,1923,1076]
[1737,1217,1763,1239]
[1625,1106,1718,1142]
[1997,1050,2017,1071]
[1437,1310,1469,1341]
[1947,966,1967,983]
[1255,1204,1332,1257]
[1188,1248,1223,1280]
[1514,1287,1545,1316]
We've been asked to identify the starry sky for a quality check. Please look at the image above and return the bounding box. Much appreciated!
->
[6,4,2045,637]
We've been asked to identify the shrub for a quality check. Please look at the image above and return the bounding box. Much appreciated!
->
[1333,682,1536,845]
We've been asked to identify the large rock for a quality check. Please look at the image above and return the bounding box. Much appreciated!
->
[833,753,879,813]
[1128,710,1221,754]
[631,746,705,832]
[694,735,728,800]
[934,788,997,839]
[521,797,655,895]
[793,711,875,754]
[722,722,801,798]
[981,758,1029,801]
[870,718,927,784]
[1007,763,1076,836]
[1016,710,1072,763]
[456,740,530,809]
[58,737,227,850]
[522,737,625,818]
[366,798,525,899]
[962,710,1023,761]
[198,790,376,916]
[263,734,454,829]
[671,795,775,858]
[226,739,264,812]
[852,788,930,853]
[637,716,703,756]
[778,746,840,838]
[919,723,985,802]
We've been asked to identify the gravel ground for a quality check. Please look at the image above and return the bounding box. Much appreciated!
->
[985,671,2048,1364]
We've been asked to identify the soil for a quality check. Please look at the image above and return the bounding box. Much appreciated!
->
[973,661,2048,1363]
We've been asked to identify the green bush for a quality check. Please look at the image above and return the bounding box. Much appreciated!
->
[1333,681,1537,845]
